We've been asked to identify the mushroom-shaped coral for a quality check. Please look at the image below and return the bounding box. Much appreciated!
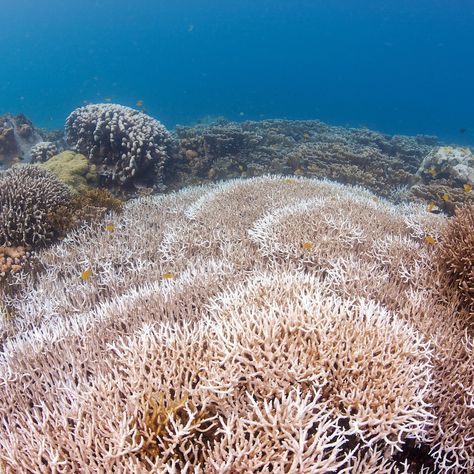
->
[65,103,172,186]
[0,165,72,247]
[30,141,58,163]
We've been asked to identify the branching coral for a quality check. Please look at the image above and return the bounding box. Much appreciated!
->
[436,205,474,314]
[0,175,472,472]
[0,165,72,247]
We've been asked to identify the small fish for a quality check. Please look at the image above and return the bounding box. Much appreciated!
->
[428,167,437,177]
[81,269,93,281]
[105,223,115,232]
[424,235,436,246]
[163,272,174,279]
[284,178,295,184]
[303,133,310,140]
[239,112,245,116]
[459,127,466,134]
[463,183,472,192]
[187,24,194,32]
[371,196,380,203]
[441,193,450,202]
[302,241,315,251]
[136,99,144,107]
[427,202,436,212]
[104,97,112,102]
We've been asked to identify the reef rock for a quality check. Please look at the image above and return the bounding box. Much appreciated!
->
[417,146,474,185]
[0,114,50,168]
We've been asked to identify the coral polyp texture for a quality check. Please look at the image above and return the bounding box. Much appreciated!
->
[65,103,172,186]
[0,176,472,472]
[0,165,72,247]
[30,140,58,163]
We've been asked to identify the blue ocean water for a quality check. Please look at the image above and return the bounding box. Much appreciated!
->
[1,0,473,144]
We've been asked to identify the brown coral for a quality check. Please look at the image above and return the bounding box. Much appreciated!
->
[436,205,474,314]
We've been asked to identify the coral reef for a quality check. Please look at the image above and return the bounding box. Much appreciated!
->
[65,103,172,186]
[45,188,123,239]
[0,165,72,247]
[0,114,44,167]
[0,176,472,472]
[436,205,474,314]
[417,146,474,185]
[0,246,29,280]
[41,150,97,192]
[30,141,58,163]
[408,146,474,213]
[169,119,437,199]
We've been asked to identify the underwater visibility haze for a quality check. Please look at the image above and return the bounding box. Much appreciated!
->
[2,1,474,473]
[1,0,474,142]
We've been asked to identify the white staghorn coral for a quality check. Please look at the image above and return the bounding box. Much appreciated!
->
[0,175,472,472]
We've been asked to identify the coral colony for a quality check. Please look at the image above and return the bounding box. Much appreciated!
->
[0,105,473,473]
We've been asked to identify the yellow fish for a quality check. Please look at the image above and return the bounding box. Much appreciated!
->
[426,202,436,212]
[371,196,380,203]
[136,99,144,107]
[428,167,437,177]
[81,269,93,281]
[424,235,436,246]
[442,193,450,202]
[284,178,295,184]
[105,223,115,232]
[163,272,174,279]
[302,241,315,251]
[463,183,472,192]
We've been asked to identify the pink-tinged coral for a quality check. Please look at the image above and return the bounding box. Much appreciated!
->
[0,176,472,472]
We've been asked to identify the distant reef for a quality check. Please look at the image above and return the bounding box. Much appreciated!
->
[2,105,473,213]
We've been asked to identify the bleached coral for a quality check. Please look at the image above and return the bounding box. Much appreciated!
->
[417,145,474,185]
[0,175,472,472]
[65,103,172,185]
[30,140,58,163]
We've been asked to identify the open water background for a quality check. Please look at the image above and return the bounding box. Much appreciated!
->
[1,0,473,144]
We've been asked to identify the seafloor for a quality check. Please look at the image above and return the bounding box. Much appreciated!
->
[0,107,473,473]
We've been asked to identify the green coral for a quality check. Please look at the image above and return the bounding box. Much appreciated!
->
[41,150,97,192]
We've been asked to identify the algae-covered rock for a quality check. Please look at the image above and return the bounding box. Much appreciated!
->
[416,146,474,185]
[41,150,97,192]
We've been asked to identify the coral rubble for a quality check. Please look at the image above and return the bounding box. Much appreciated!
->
[0,114,45,167]
[0,176,472,472]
